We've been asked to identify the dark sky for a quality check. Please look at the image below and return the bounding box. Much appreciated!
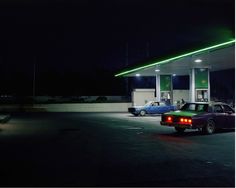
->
[0,0,234,96]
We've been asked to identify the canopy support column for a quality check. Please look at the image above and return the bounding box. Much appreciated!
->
[190,68,195,102]
[208,69,211,102]
[155,74,160,102]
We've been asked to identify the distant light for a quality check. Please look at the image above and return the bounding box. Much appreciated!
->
[136,73,141,77]
[195,59,202,63]
[172,74,176,76]
[155,69,160,72]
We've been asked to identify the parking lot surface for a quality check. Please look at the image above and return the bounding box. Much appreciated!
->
[0,112,235,186]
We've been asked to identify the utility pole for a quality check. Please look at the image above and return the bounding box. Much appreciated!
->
[125,42,129,96]
[146,41,150,58]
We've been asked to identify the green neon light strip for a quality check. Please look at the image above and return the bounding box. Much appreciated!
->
[115,39,235,77]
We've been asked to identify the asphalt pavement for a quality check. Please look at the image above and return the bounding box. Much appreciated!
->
[0,112,234,187]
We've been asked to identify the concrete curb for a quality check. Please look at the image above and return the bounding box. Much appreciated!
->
[0,103,132,113]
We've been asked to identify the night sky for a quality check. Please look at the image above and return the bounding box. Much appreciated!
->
[0,0,234,96]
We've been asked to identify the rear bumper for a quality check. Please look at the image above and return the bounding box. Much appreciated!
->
[128,108,137,113]
[160,121,193,129]
[128,108,140,115]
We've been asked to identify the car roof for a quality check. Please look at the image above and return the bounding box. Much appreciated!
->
[185,102,230,106]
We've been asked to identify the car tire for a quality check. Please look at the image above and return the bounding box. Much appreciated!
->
[140,110,146,116]
[175,127,186,133]
[203,119,216,134]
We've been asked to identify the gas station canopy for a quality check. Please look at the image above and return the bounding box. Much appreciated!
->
[115,40,235,77]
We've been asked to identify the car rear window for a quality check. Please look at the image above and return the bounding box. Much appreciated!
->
[181,103,208,112]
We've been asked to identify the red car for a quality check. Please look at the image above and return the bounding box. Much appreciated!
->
[160,102,235,134]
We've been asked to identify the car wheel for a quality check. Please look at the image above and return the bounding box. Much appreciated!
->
[175,127,186,133]
[140,110,146,116]
[203,119,215,134]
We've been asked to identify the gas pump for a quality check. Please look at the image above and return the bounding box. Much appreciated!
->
[161,91,172,105]
[159,75,172,105]
[194,68,209,102]
[196,89,208,102]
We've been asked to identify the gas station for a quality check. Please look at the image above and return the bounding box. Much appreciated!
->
[115,40,235,104]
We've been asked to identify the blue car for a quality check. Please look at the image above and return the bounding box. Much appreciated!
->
[128,101,177,116]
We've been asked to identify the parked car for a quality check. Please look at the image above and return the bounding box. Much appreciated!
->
[128,101,177,116]
[160,102,235,134]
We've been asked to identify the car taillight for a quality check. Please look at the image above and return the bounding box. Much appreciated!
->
[180,117,192,124]
[166,116,172,122]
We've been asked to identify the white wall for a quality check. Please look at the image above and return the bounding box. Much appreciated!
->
[37,103,132,112]
[131,88,189,106]
[132,89,155,106]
